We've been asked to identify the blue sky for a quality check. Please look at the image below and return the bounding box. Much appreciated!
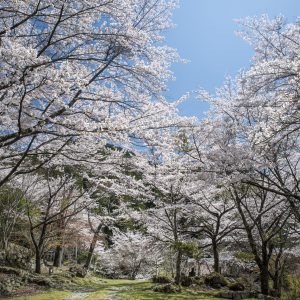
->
[165,0,300,118]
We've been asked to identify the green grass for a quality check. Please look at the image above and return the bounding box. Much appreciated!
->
[81,279,224,300]
[7,289,71,300]
[6,277,257,300]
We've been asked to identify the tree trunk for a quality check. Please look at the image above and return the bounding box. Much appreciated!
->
[272,244,284,298]
[35,250,42,274]
[260,263,269,296]
[273,273,282,298]
[174,250,182,285]
[75,243,78,263]
[84,223,102,270]
[53,245,64,267]
[212,239,220,273]
[130,261,142,280]
[272,260,284,298]
[0,238,8,251]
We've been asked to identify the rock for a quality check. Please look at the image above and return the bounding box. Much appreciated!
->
[0,266,28,277]
[0,243,33,270]
[0,269,25,297]
[0,265,75,296]
[28,274,53,287]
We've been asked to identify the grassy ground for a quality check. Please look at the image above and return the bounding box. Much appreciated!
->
[7,290,72,300]
[84,279,225,300]
[5,271,300,299]
[6,277,227,300]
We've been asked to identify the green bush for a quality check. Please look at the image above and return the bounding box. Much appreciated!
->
[228,281,245,291]
[282,276,300,300]
[180,275,193,287]
[76,250,97,265]
[235,251,255,262]
[192,276,204,286]
[152,275,172,284]
[171,241,201,258]
[69,265,88,278]
[204,272,228,289]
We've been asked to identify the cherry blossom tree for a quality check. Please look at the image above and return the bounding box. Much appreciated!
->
[0,182,27,251]
[0,0,187,187]
[197,16,300,222]
[20,169,93,273]
[98,231,158,279]
[188,186,238,273]
[228,182,295,297]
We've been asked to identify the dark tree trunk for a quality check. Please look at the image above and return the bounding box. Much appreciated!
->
[234,190,269,295]
[35,250,42,274]
[174,250,182,285]
[84,223,102,270]
[212,239,220,273]
[260,263,269,296]
[53,245,63,267]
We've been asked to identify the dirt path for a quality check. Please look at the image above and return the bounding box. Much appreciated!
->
[105,286,129,300]
[65,292,90,299]
[64,285,129,300]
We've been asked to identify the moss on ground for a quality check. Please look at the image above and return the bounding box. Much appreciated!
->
[5,276,258,300]
[7,289,71,300]
[74,278,225,300]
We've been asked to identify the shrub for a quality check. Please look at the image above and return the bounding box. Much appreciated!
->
[228,281,245,291]
[204,272,228,289]
[152,275,172,284]
[282,276,300,300]
[192,276,204,286]
[69,266,88,278]
[181,275,193,287]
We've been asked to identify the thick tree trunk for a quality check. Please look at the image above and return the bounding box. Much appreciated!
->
[84,223,102,270]
[260,263,269,296]
[174,250,182,285]
[53,245,64,267]
[212,240,220,273]
[35,250,42,274]
[234,191,270,295]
